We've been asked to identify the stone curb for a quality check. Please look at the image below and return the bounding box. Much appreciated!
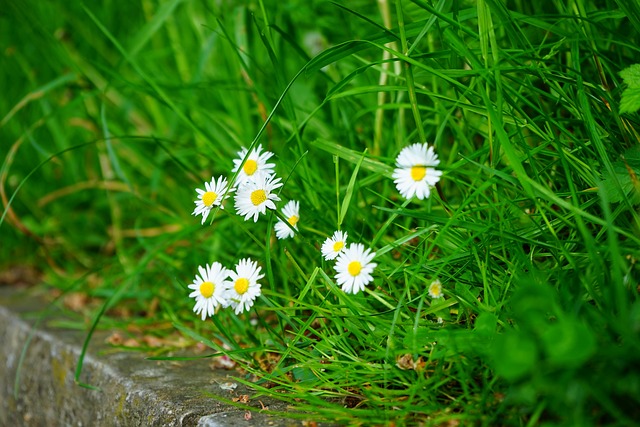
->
[0,288,312,427]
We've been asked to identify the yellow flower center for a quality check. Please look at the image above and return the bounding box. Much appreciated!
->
[235,278,249,295]
[347,261,362,277]
[251,190,267,206]
[199,281,215,298]
[288,215,299,226]
[333,241,344,252]
[411,166,427,181]
[429,283,442,297]
[202,191,218,207]
[243,159,258,176]
[250,189,267,206]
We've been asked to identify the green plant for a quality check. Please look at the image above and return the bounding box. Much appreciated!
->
[2,0,640,425]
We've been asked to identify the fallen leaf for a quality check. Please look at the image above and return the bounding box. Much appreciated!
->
[232,395,250,404]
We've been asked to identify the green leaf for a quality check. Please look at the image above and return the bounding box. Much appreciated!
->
[454,281,481,308]
[620,87,640,115]
[541,318,596,368]
[402,327,432,354]
[619,64,640,114]
[509,280,558,333]
[474,312,498,336]
[620,64,640,88]
[622,145,640,167]
[600,150,640,205]
[492,330,538,381]
[600,171,640,204]
[292,366,317,383]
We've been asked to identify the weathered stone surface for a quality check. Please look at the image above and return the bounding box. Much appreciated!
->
[0,288,316,426]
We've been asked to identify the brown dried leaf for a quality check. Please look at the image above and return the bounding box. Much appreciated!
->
[232,395,250,404]
[63,292,90,311]
[106,332,124,346]
[142,335,164,348]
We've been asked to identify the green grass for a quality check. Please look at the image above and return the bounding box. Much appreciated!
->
[3,0,640,425]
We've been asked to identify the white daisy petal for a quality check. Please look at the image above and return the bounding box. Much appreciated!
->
[274,200,300,240]
[392,143,442,200]
[187,262,231,320]
[321,230,348,261]
[234,173,283,222]
[224,258,264,315]
[231,144,276,187]
[192,176,234,224]
[333,243,377,294]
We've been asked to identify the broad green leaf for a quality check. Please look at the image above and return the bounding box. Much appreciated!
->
[620,64,640,88]
[619,64,640,114]
[454,281,481,308]
[600,150,640,204]
[292,366,318,383]
[541,318,596,368]
[509,280,558,334]
[622,145,640,167]
[474,312,498,336]
[492,330,538,381]
[620,87,640,115]
[600,171,640,204]
[402,327,432,354]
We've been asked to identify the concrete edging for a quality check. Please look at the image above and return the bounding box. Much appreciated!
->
[0,288,307,427]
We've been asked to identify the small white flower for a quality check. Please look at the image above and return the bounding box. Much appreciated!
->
[234,173,283,222]
[231,144,276,187]
[428,279,443,299]
[187,262,230,321]
[192,176,234,224]
[334,243,377,294]
[224,258,264,315]
[321,230,348,261]
[274,200,300,239]
[392,143,442,200]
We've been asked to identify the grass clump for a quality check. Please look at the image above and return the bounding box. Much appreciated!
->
[2,0,640,425]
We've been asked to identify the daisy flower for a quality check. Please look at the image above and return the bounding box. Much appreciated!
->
[187,262,230,321]
[192,176,233,224]
[234,173,283,222]
[224,258,264,315]
[321,230,348,261]
[274,200,300,240]
[231,144,276,187]
[392,143,442,200]
[334,243,377,294]
[428,279,444,299]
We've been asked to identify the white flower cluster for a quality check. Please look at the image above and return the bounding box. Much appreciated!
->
[321,231,377,294]
[317,142,443,295]
[192,144,300,238]
[188,144,298,319]
[187,141,444,319]
[188,259,264,319]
